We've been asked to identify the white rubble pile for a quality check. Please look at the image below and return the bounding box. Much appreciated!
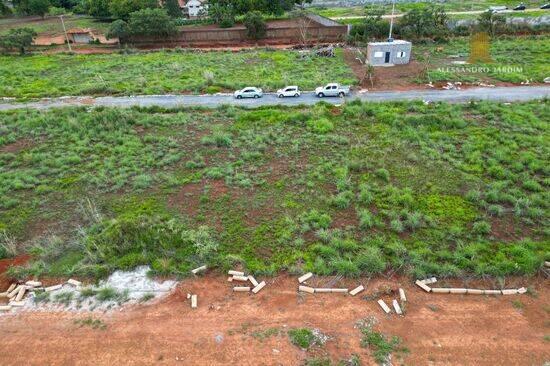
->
[1,266,177,315]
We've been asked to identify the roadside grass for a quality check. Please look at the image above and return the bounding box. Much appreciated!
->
[360,326,408,365]
[0,100,548,280]
[0,48,357,99]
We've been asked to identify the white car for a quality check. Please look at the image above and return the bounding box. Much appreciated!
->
[314,83,351,98]
[276,86,301,98]
[234,87,263,99]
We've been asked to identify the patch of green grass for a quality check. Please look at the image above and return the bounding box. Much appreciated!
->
[251,327,281,341]
[288,328,317,349]
[359,326,408,365]
[74,317,107,330]
[0,49,356,99]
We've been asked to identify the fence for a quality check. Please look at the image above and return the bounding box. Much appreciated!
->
[127,17,348,48]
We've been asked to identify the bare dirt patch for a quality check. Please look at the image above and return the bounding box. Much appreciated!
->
[0,274,547,365]
[0,138,34,153]
[168,182,204,217]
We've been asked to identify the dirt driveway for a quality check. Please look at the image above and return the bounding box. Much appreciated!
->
[0,275,548,365]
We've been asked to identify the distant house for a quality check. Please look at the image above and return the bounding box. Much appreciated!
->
[66,28,94,44]
[367,40,412,66]
[183,0,206,18]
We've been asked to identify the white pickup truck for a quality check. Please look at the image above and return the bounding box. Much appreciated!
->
[314,83,351,98]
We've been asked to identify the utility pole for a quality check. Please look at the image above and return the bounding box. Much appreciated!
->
[59,15,72,52]
[388,0,396,41]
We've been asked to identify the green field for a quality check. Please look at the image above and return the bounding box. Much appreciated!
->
[0,15,112,35]
[1,100,548,280]
[415,35,550,84]
[0,49,357,98]
[311,0,547,18]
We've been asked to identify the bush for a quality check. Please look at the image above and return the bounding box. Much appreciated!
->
[288,328,316,349]
[109,0,157,19]
[472,220,491,235]
[244,11,267,40]
[355,247,386,275]
[0,28,37,55]
[307,118,334,134]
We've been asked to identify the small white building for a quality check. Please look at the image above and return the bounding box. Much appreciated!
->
[184,0,206,18]
[367,39,412,66]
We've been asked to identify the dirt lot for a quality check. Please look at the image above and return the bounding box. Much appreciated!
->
[0,274,548,366]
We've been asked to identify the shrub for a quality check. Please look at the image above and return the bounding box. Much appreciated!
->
[127,9,178,36]
[355,247,386,275]
[307,118,334,134]
[244,11,266,40]
[0,28,37,55]
[288,328,316,349]
[472,220,491,235]
[109,0,157,20]
[332,259,360,277]
[375,168,390,182]
[358,209,375,230]
[330,190,354,209]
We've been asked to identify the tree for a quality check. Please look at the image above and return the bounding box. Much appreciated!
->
[243,11,266,39]
[106,19,129,45]
[164,0,181,18]
[18,0,51,17]
[84,0,111,18]
[348,9,390,43]
[477,10,506,36]
[109,0,158,20]
[400,4,449,41]
[127,8,177,36]
[0,28,37,55]
[209,3,235,28]
[1,0,12,16]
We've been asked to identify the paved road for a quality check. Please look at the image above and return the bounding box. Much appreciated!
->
[0,86,548,111]
[333,8,545,20]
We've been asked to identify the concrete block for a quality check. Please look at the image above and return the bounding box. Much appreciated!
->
[15,286,26,302]
[545,261,550,268]
[377,299,391,314]
[313,288,332,293]
[399,288,406,302]
[299,286,315,294]
[25,280,42,287]
[233,287,251,292]
[330,289,348,293]
[517,287,527,294]
[9,301,25,307]
[466,289,484,295]
[45,284,63,292]
[227,277,234,282]
[422,277,437,285]
[248,276,259,287]
[298,272,313,283]
[232,275,249,282]
[449,288,467,294]
[191,265,207,275]
[0,305,11,311]
[431,288,451,294]
[8,285,21,298]
[228,270,245,276]
[67,279,82,287]
[502,289,519,295]
[349,285,364,296]
[484,290,501,295]
[191,294,197,308]
[252,281,266,294]
[6,283,16,293]
[415,280,431,292]
[392,299,403,315]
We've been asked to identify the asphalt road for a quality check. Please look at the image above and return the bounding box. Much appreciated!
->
[0,86,548,111]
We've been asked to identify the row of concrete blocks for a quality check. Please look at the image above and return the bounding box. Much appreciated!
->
[416,280,527,295]
[297,272,366,296]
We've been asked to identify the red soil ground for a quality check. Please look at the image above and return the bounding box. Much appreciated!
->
[0,274,548,365]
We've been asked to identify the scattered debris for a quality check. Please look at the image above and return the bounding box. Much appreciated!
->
[399,288,406,302]
[45,284,63,292]
[25,281,42,287]
[426,82,435,88]
[452,60,469,65]
[191,265,207,275]
[349,285,364,296]
[298,272,313,283]
[377,299,391,314]
[442,82,462,90]
[315,45,335,57]
[520,79,531,85]
[544,77,550,84]
[421,277,438,285]
[226,270,266,295]
[392,299,403,315]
